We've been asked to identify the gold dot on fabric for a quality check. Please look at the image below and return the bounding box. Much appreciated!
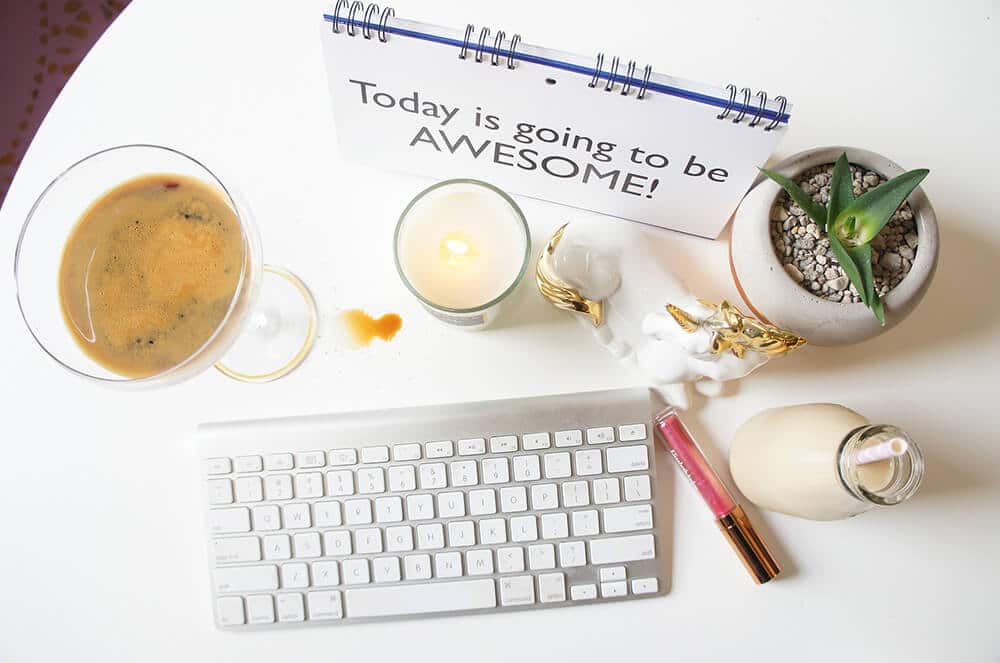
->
[40,1,48,10]
[31,88,39,99]
[40,15,49,27]
[26,104,35,113]
[47,63,57,74]
[56,46,71,54]
[77,10,91,23]
[11,139,21,148]
[0,153,14,166]
[36,54,47,65]
[17,121,28,130]
[40,33,49,44]
[33,73,43,84]
[51,24,63,36]
[66,23,87,38]
[62,62,78,76]
[64,0,82,11]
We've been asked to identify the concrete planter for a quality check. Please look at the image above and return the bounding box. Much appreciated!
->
[730,146,938,346]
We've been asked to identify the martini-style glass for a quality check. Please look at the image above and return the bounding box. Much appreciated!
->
[14,144,317,386]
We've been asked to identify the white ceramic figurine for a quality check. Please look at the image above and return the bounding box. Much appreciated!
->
[536,220,806,408]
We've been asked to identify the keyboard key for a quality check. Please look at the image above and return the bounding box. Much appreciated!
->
[624,475,652,502]
[512,455,541,481]
[601,581,627,598]
[589,534,655,564]
[392,444,421,461]
[404,554,432,580]
[586,427,615,444]
[510,515,538,542]
[264,453,293,471]
[294,472,324,499]
[208,507,250,534]
[246,594,275,624]
[574,449,603,476]
[538,572,566,603]
[345,579,496,617]
[344,499,372,525]
[619,424,647,442]
[307,590,343,620]
[342,559,370,585]
[479,518,507,545]
[571,510,599,537]
[558,541,586,567]
[441,520,473,548]
[497,546,525,573]
[296,451,326,468]
[482,458,510,484]
[603,504,654,533]
[388,465,416,492]
[313,501,342,527]
[312,560,340,586]
[372,556,401,583]
[458,438,486,456]
[600,566,626,582]
[205,458,232,475]
[216,596,244,626]
[264,474,293,500]
[561,481,590,507]
[283,503,311,529]
[437,491,466,518]
[234,476,263,502]
[543,452,571,479]
[213,565,278,593]
[375,496,403,523]
[434,551,463,578]
[207,479,233,505]
[405,494,435,520]
[293,532,322,558]
[593,478,621,504]
[631,577,659,595]
[276,593,305,622]
[252,505,281,531]
[385,525,414,552]
[328,449,357,466]
[357,467,386,494]
[489,436,518,453]
[469,489,497,516]
[540,513,569,539]
[570,584,597,600]
[530,483,559,510]
[355,528,382,554]
[554,430,583,447]
[499,575,535,606]
[522,433,551,450]
[417,523,445,550]
[234,455,262,473]
[465,549,494,575]
[213,536,261,565]
[449,460,479,487]
[263,534,291,560]
[281,562,309,589]
[606,445,649,473]
[323,531,352,556]
[425,441,454,458]
[419,462,447,489]
[528,544,556,570]
[499,486,528,513]
[361,446,390,464]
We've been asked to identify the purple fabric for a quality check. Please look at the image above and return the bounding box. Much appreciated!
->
[0,0,129,207]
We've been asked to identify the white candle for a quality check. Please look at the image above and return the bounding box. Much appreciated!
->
[395,180,529,328]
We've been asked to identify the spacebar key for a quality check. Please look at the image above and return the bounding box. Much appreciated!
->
[345,579,497,618]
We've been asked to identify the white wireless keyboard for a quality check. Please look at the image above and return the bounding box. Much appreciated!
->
[197,388,665,628]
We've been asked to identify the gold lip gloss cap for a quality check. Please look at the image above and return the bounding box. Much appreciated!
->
[716,506,781,584]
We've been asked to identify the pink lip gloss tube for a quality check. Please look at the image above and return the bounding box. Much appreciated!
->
[654,406,781,584]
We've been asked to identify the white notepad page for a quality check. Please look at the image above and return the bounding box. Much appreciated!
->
[320,5,790,238]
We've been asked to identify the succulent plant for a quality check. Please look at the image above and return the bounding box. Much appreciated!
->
[761,153,928,324]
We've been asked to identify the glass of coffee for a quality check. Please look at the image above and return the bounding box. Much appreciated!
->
[14,144,317,386]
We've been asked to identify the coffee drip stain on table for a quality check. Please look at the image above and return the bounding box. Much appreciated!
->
[336,309,403,349]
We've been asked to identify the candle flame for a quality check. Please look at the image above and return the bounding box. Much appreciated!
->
[440,232,478,268]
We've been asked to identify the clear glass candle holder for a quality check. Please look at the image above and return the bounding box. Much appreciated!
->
[394,179,530,331]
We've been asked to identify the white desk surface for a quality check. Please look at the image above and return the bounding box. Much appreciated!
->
[2,0,998,660]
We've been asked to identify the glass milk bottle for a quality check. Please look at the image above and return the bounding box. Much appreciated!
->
[728,404,924,521]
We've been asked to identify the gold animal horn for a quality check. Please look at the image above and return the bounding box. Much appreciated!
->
[665,304,699,333]
[536,224,604,327]
[665,300,807,358]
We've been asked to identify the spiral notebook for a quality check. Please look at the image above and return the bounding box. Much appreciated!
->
[319,3,791,238]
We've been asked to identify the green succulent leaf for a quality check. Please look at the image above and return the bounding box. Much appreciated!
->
[831,168,929,247]
[848,243,876,309]
[870,293,885,325]
[759,167,828,228]
[826,153,855,232]
[827,230,868,306]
